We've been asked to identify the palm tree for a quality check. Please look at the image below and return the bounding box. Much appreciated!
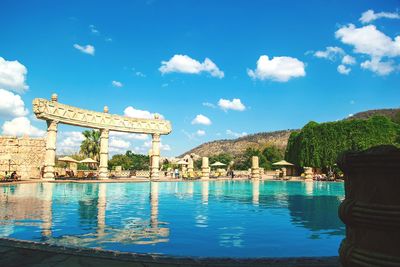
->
[80,130,101,161]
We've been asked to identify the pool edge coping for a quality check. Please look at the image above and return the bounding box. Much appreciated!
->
[0,237,339,266]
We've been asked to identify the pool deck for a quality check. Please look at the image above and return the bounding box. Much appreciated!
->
[0,177,344,185]
[0,238,339,267]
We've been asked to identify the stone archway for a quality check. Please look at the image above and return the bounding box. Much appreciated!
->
[33,94,172,180]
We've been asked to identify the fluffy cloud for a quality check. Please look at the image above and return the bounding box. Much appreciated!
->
[191,114,212,126]
[73,44,95,55]
[143,140,171,151]
[89,24,99,34]
[335,24,400,58]
[336,24,400,75]
[124,106,163,119]
[159,54,224,78]
[341,55,356,65]
[0,89,29,118]
[360,58,395,76]
[226,129,247,138]
[202,102,216,108]
[112,80,123,87]
[218,98,246,111]
[57,131,84,155]
[2,117,45,137]
[314,46,345,61]
[337,65,351,75]
[110,131,148,140]
[0,57,29,93]
[196,130,206,136]
[360,10,400,24]
[247,55,306,82]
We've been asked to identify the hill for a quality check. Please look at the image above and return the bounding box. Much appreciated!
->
[181,130,295,157]
[181,108,400,158]
[348,108,400,120]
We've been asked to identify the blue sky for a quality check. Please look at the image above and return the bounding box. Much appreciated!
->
[0,0,399,157]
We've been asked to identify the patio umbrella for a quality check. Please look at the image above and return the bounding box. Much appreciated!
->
[210,161,226,167]
[79,158,98,164]
[272,160,294,166]
[58,156,79,163]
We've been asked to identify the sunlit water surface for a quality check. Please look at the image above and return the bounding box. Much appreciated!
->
[0,181,344,258]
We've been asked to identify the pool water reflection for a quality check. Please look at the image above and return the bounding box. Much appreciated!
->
[0,181,344,258]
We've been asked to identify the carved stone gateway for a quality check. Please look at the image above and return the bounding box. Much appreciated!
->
[33,94,172,180]
[338,145,400,267]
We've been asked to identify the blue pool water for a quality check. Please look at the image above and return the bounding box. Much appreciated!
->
[0,181,344,258]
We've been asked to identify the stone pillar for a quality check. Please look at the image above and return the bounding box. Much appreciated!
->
[304,167,313,182]
[251,156,260,179]
[150,133,160,180]
[187,157,194,173]
[43,120,58,180]
[338,145,400,267]
[201,157,210,180]
[98,129,109,179]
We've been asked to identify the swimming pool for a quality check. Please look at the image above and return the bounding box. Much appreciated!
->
[0,180,344,258]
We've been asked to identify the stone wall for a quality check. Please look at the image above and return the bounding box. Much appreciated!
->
[0,136,46,179]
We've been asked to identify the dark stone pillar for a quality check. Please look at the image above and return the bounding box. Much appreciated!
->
[338,145,400,267]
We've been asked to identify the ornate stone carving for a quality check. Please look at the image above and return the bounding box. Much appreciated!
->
[33,98,172,135]
[338,145,400,267]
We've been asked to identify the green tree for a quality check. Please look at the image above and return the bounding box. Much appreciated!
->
[80,130,101,161]
[262,145,284,169]
[108,151,150,170]
[285,115,400,169]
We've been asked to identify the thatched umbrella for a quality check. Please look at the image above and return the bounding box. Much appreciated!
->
[210,161,226,167]
[272,160,294,166]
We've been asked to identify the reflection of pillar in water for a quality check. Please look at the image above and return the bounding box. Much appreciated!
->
[305,180,314,196]
[202,181,209,204]
[150,182,159,228]
[187,182,194,195]
[97,183,107,237]
[252,179,260,205]
[41,183,54,237]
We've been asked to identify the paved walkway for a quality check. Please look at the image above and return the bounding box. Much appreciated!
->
[0,238,339,267]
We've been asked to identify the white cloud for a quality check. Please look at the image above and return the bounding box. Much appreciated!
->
[247,55,306,82]
[342,55,356,65]
[143,140,171,151]
[110,132,148,140]
[0,57,29,93]
[226,129,247,138]
[124,106,163,119]
[0,89,29,118]
[360,57,395,76]
[112,80,123,87]
[360,9,400,24]
[135,71,146,77]
[89,24,99,34]
[159,54,224,78]
[196,130,206,136]
[335,24,400,58]
[218,98,246,111]
[57,131,84,155]
[73,44,95,55]
[110,138,130,149]
[202,102,216,108]
[314,46,345,61]
[337,65,351,75]
[2,117,45,137]
[191,114,212,126]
